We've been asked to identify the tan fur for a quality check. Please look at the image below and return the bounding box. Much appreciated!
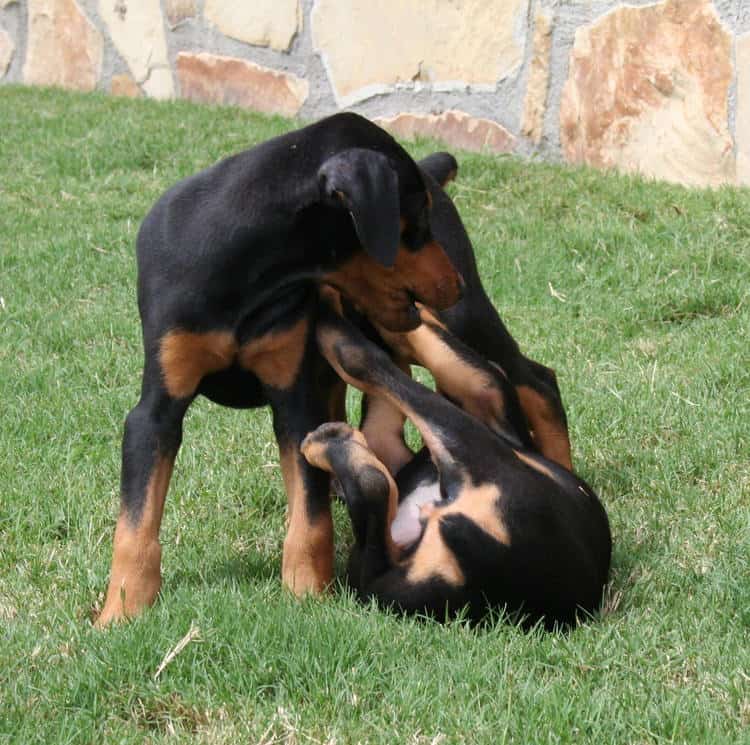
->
[323,241,460,333]
[239,317,309,390]
[406,481,509,586]
[280,444,334,596]
[376,306,509,434]
[516,385,573,470]
[316,325,453,472]
[302,426,401,563]
[96,455,174,626]
[159,330,236,399]
[406,520,465,586]
[361,365,412,475]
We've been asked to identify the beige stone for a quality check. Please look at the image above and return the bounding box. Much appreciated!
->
[560,0,734,187]
[204,0,300,52]
[98,0,173,99]
[312,0,528,104]
[111,73,140,98]
[375,111,516,154]
[737,34,750,186]
[142,68,174,100]
[0,25,13,78]
[521,7,553,144]
[23,0,103,91]
[176,53,308,117]
[165,0,196,27]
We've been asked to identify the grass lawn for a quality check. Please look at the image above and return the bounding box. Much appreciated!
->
[1,85,748,744]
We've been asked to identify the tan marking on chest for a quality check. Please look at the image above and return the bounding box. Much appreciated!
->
[406,519,465,586]
[405,482,509,586]
[441,483,510,545]
[238,317,309,390]
[159,330,237,399]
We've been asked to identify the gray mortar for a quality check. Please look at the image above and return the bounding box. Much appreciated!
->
[0,0,25,83]
[1,0,746,170]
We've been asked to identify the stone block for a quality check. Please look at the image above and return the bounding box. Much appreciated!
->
[737,34,750,186]
[97,0,173,99]
[176,53,308,117]
[165,0,196,28]
[560,0,734,187]
[111,73,140,98]
[23,0,102,91]
[375,111,516,154]
[0,24,13,78]
[204,0,300,52]
[521,7,553,144]
[312,0,528,104]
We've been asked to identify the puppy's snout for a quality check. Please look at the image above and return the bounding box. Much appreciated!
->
[412,241,463,310]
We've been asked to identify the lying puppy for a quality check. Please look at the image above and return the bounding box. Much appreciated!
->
[302,307,611,628]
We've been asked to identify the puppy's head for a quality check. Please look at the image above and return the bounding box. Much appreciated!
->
[318,140,463,332]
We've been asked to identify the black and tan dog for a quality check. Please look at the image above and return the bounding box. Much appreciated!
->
[346,152,572,477]
[302,307,611,628]
[96,113,464,626]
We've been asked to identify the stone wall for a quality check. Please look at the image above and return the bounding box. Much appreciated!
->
[1,0,749,187]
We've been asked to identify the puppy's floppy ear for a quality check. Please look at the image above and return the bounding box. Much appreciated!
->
[318,148,400,267]
[418,152,458,187]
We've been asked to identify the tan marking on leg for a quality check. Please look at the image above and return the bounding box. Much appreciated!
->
[378,311,508,434]
[280,444,333,596]
[96,455,174,627]
[316,323,453,469]
[513,449,567,488]
[159,330,236,399]
[516,385,573,470]
[362,369,412,475]
[239,317,308,390]
[346,435,401,562]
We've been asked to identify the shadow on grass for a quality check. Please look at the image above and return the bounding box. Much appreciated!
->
[170,552,281,589]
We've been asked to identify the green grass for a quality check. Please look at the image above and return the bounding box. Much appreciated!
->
[1,85,748,744]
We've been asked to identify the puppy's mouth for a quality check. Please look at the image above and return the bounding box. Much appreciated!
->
[403,290,421,323]
[351,291,421,333]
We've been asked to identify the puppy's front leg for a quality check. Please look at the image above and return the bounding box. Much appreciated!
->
[301,423,400,590]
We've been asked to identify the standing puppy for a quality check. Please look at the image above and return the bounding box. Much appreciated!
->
[302,308,611,628]
[96,114,463,627]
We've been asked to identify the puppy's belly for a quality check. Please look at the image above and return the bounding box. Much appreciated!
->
[391,480,441,549]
